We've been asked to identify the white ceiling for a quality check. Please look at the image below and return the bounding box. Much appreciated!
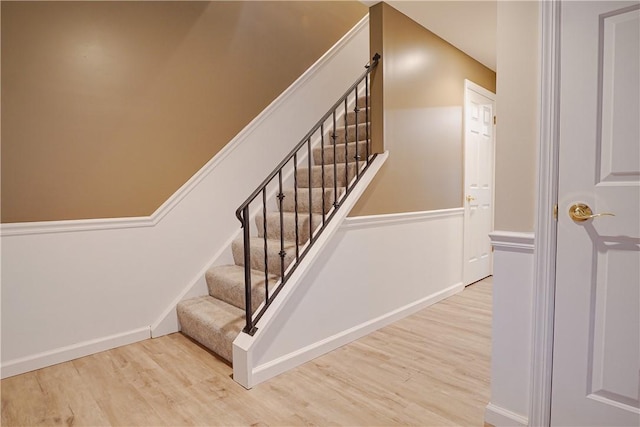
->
[361,1,497,71]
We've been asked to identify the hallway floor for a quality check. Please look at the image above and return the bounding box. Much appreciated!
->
[1,278,492,426]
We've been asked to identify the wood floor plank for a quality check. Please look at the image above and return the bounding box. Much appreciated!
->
[1,279,492,426]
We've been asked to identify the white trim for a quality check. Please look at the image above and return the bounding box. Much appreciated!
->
[343,208,463,229]
[530,1,561,426]
[489,231,535,252]
[250,281,464,387]
[1,327,150,379]
[485,403,529,427]
[465,79,496,100]
[0,15,370,237]
[0,216,154,236]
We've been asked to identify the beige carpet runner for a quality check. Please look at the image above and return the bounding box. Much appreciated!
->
[177,101,370,363]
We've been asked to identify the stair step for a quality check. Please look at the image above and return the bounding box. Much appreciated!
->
[177,296,244,363]
[345,107,369,126]
[280,187,345,214]
[356,96,370,109]
[296,163,357,188]
[256,211,322,244]
[333,122,369,144]
[313,140,369,165]
[232,236,297,275]
[206,265,279,313]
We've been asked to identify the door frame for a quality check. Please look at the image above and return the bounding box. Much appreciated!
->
[462,79,496,286]
[530,0,561,425]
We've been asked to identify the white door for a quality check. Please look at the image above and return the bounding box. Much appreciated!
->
[552,1,640,426]
[463,80,495,286]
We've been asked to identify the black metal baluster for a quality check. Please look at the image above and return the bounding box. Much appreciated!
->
[307,138,313,244]
[365,73,370,163]
[344,98,348,189]
[293,152,299,260]
[332,111,338,209]
[354,86,360,177]
[278,171,285,280]
[241,206,254,334]
[320,125,326,225]
[262,188,269,304]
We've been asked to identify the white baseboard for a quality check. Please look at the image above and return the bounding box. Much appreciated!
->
[1,327,150,379]
[251,281,464,387]
[485,403,529,427]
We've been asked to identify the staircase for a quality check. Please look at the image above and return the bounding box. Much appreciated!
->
[176,56,379,366]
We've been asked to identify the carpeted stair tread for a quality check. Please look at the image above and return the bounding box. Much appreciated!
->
[313,140,369,165]
[232,236,297,275]
[296,163,357,188]
[177,296,244,363]
[206,265,279,313]
[256,211,323,244]
[334,122,369,144]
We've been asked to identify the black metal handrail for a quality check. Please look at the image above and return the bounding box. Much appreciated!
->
[235,53,380,335]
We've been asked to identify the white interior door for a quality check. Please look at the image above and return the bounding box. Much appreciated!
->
[463,80,495,286]
[552,1,640,426]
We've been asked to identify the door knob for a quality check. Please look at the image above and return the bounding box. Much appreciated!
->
[568,203,615,222]
[466,195,476,202]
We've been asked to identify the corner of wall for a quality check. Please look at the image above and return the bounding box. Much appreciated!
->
[487,230,535,424]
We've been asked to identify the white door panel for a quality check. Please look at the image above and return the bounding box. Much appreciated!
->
[463,81,495,286]
[552,1,640,426]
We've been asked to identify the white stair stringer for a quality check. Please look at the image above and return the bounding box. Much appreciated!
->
[232,151,388,389]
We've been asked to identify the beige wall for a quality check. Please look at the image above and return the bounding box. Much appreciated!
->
[350,2,496,216]
[1,1,366,223]
[494,1,539,232]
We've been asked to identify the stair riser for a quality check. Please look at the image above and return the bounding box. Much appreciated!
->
[313,141,369,165]
[232,239,296,275]
[333,123,369,144]
[345,108,369,126]
[205,266,277,314]
[256,213,322,245]
[280,187,345,214]
[177,297,244,363]
[356,96,370,109]
[296,164,357,188]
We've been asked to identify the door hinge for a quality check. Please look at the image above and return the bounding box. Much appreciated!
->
[493,115,496,125]
[553,203,558,220]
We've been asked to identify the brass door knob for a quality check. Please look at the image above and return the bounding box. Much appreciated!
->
[466,195,476,203]
[568,203,615,222]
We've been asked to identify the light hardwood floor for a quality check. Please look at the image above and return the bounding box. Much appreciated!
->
[1,278,492,426]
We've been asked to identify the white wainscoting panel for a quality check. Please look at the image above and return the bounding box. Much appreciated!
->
[0,16,370,379]
[234,208,464,388]
[485,230,535,427]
